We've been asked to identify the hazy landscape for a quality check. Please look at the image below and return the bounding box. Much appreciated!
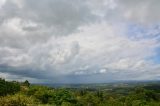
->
[0,78,160,106]
[0,0,160,106]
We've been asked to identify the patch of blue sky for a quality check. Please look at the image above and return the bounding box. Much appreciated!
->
[126,23,160,64]
[126,23,160,40]
[152,47,160,64]
[146,47,160,64]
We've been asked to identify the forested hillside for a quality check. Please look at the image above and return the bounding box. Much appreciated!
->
[0,78,160,106]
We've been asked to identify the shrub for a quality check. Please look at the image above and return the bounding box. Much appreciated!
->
[0,93,36,106]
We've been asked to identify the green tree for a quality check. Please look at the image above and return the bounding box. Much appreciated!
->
[23,80,30,87]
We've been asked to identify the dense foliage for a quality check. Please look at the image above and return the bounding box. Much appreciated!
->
[0,79,160,106]
[0,78,20,96]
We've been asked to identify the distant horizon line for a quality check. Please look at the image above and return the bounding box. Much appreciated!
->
[31,79,160,85]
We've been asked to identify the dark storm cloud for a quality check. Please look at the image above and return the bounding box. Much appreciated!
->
[0,65,48,79]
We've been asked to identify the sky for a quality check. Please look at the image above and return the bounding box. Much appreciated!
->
[0,0,160,83]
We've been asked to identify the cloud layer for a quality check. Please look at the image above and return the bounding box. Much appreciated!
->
[0,0,160,83]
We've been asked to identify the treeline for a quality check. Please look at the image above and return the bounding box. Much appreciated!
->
[0,78,20,96]
[0,78,30,96]
[0,78,160,106]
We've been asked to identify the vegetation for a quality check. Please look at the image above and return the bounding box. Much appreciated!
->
[0,78,20,96]
[0,78,160,106]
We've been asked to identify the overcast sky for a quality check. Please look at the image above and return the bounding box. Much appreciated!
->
[0,0,160,83]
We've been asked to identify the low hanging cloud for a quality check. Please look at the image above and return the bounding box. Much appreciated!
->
[0,0,160,83]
